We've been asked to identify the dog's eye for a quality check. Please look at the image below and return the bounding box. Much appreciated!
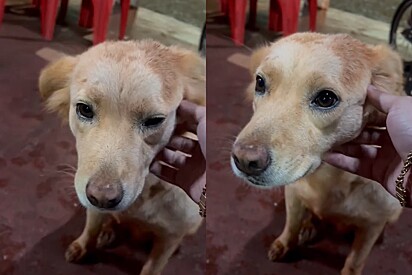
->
[142,116,166,128]
[312,90,339,109]
[255,75,266,94]
[76,103,94,119]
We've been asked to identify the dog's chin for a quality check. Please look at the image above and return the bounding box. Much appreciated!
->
[230,157,321,188]
[230,158,275,189]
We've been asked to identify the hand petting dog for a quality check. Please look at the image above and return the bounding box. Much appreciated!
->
[151,100,206,203]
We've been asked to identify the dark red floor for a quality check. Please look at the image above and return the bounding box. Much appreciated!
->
[205,25,412,275]
[0,10,204,275]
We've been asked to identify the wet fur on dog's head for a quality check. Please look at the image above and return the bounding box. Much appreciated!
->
[39,40,205,211]
[232,33,403,187]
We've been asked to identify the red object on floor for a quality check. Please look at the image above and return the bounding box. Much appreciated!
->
[308,0,317,31]
[0,0,130,44]
[78,0,131,44]
[222,0,317,45]
[228,0,247,46]
[0,0,4,26]
[33,0,40,8]
[91,0,114,44]
[268,0,300,35]
[40,0,60,40]
[220,0,229,15]
[79,0,94,28]
[119,0,130,39]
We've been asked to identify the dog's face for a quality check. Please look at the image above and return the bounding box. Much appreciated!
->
[232,33,403,188]
[39,41,205,211]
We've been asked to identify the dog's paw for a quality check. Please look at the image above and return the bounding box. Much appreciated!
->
[298,219,318,246]
[268,239,288,261]
[65,241,87,263]
[96,226,117,249]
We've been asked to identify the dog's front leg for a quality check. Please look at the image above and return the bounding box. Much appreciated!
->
[341,223,386,275]
[139,236,183,275]
[268,185,306,261]
[65,209,107,262]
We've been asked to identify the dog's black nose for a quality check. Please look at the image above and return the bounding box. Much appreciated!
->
[232,142,270,176]
[86,181,123,209]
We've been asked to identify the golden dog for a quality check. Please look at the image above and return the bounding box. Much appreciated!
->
[231,33,404,275]
[39,40,205,275]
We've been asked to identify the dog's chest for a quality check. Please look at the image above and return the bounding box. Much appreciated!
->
[293,182,346,219]
[292,166,351,219]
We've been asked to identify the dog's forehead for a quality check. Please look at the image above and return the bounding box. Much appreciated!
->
[72,59,164,104]
[259,34,373,90]
[71,42,181,107]
[262,39,342,79]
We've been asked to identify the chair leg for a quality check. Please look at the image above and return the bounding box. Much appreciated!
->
[229,0,247,45]
[281,0,299,36]
[32,0,40,8]
[57,0,69,24]
[79,0,93,28]
[247,0,258,29]
[119,0,130,40]
[220,0,228,15]
[308,0,317,31]
[40,0,59,40]
[0,0,5,26]
[92,0,114,45]
[269,0,282,32]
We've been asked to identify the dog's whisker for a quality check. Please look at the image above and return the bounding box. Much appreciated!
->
[59,163,77,169]
[56,163,77,172]
[214,134,238,142]
[57,170,76,178]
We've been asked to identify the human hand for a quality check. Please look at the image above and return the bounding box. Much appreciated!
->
[323,85,412,202]
[150,100,206,203]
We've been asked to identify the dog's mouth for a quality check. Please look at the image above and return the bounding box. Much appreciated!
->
[231,156,316,188]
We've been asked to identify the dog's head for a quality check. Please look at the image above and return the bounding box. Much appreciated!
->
[39,40,205,211]
[231,33,403,187]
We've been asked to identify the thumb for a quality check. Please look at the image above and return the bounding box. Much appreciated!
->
[367,85,400,114]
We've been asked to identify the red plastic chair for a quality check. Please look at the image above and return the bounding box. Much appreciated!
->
[222,0,317,45]
[228,0,247,45]
[268,0,317,35]
[0,0,130,44]
[75,0,131,44]
[0,0,4,25]
[41,0,130,44]
[220,0,231,16]
[40,0,61,40]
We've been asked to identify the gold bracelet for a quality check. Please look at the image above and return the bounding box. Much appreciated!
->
[395,151,412,207]
[199,187,206,218]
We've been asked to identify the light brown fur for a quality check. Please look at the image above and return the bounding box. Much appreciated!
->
[232,33,404,275]
[39,40,205,275]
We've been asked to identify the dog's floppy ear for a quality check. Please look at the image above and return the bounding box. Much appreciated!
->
[173,48,206,106]
[39,56,77,121]
[370,44,404,95]
[249,44,271,76]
